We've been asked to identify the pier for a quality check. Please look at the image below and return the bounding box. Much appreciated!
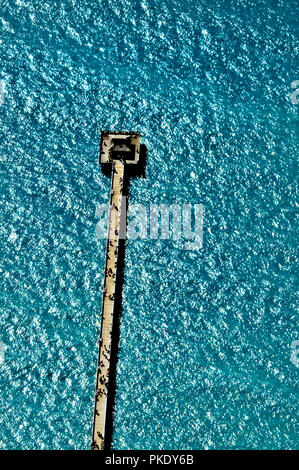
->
[91,132,142,450]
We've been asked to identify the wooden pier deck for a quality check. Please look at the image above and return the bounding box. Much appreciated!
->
[91,131,141,450]
[92,161,125,450]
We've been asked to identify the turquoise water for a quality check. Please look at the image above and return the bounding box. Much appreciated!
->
[0,0,298,450]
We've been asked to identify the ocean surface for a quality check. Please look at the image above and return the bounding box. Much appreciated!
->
[0,0,298,450]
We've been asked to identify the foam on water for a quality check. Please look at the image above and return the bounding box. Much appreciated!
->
[0,0,298,449]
